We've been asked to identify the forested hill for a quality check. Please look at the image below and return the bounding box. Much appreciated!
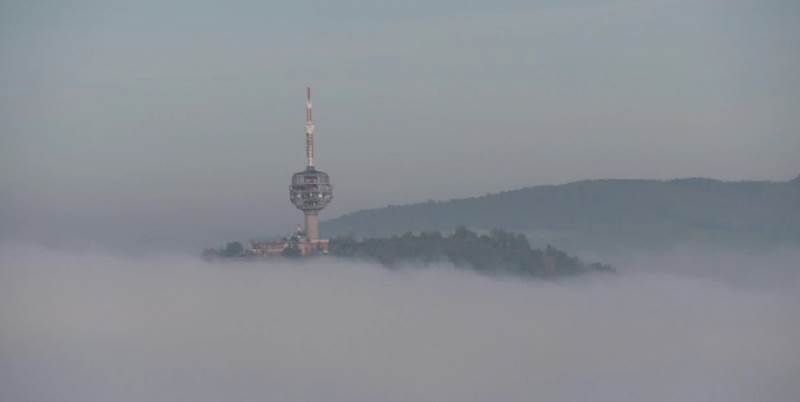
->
[330,228,613,277]
[324,176,800,250]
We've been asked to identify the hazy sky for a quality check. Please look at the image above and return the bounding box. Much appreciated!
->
[1,0,798,249]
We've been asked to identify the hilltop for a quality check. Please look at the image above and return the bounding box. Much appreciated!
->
[324,176,800,252]
[330,227,613,277]
[207,227,614,278]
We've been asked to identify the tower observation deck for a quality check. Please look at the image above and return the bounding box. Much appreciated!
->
[289,87,333,241]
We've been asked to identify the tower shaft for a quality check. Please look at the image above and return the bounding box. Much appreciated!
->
[305,212,319,241]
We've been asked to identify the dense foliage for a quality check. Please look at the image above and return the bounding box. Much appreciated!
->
[223,241,244,257]
[330,227,613,277]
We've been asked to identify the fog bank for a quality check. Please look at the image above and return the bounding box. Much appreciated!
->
[1,246,798,402]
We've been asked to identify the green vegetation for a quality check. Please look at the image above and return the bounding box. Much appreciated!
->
[330,227,613,277]
[203,241,244,259]
[223,241,244,257]
[281,236,303,257]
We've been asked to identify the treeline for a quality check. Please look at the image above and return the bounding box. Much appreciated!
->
[203,241,245,259]
[330,227,614,277]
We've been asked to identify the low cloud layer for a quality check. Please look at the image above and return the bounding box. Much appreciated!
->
[1,246,798,402]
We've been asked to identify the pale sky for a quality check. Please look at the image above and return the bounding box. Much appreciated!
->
[1,0,798,250]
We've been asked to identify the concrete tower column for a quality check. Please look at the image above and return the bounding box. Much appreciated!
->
[305,212,319,241]
[290,88,332,244]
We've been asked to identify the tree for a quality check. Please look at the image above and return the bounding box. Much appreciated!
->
[281,244,302,257]
[223,241,244,257]
[328,226,614,277]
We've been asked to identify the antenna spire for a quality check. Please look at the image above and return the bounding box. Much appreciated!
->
[305,87,315,168]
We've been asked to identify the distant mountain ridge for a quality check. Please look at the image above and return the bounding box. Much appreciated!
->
[323,176,800,251]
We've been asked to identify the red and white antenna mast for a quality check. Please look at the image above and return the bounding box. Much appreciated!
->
[305,86,315,168]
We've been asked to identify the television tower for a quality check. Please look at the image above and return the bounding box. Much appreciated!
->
[289,87,333,241]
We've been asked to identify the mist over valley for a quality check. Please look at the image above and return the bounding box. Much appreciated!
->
[2,247,798,402]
